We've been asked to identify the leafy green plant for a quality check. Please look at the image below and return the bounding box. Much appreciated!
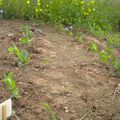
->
[89,23,105,38]
[42,103,57,120]
[8,45,30,66]
[99,50,110,64]
[4,72,21,99]
[19,37,32,45]
[20,25,32,45]
[75,32,84,43]
[22,25,32,39]
[90,42,120,76]
[90,42,99,52]
[107,34,120,48]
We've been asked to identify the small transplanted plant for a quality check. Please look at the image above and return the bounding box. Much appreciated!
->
[8,45,30,67]
[20,25,32,45]
[42,103,57,120]
[90,42,120,76]
[4,72,21,99]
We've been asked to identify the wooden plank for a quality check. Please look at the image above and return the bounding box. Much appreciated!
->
[0,99,12,120]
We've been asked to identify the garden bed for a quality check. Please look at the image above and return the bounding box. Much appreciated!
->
[0,20,120,120]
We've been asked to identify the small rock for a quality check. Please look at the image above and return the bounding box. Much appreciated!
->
[64,107,69,113]
[8,33,14,37]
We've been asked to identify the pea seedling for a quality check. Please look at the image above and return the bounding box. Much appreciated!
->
[20,25,32,45]
[8,45,30,66]
[19,37,32,45]
[4,72,21,99]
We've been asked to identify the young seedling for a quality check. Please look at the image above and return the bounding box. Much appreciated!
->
[19,37,32,45]
[20,25,33,45]
[42,103,57,120]
[4,72,21,99]
[22,25,32,39]
[8,45,30,67]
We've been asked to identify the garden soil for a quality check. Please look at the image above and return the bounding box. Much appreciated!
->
[0,20,120,120]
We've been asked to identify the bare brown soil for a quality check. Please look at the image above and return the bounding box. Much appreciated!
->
[0,20,120,120]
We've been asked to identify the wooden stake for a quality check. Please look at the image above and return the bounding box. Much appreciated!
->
[2,104,7,120]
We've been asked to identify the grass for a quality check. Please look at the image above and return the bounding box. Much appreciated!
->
[42,103,57,120]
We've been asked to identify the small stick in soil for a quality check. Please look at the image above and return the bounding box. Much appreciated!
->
[80,113,88,120]
[90,110,102,120]
[12,111,20,120]
[112,83,120,102]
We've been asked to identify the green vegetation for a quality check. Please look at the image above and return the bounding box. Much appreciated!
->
[0,0,120,37]
[42,103,57,120]
[107,34,120,48]
[1,0,120,119]
[20,25,32,45]
[90,43,120,76]
[4,72,21,99]
[8,45,30,66]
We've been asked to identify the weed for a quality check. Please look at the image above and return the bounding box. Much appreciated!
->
[90,42,120,76]
[75,32,84,43]
[107,34,120,48]
[42,58,49,64]
[4,72,21,99]
[42,103,57,120]
[8,45,30,66]
[90,42,99,52]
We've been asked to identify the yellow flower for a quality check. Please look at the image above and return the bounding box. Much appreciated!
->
[35,9,39,12]
[88,8,91,12]
[91,0,95,4]
[46,4,49,7]
[86,12,89,16]
[27,0,30,4]
[37,3,41,6]
[80,1,84,4]
[87,3,90,6]
[84,12,87,15]
[0,0,2,5]
[39,8,42,12]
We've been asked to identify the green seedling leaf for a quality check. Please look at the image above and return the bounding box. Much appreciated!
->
[4,72,21,99]
[20,51,30,65]
[113,59,120,70]
[8,45,30,66]
[99,50,109,64]
[90,42,99,52]
[8,47,14,53]
[20,37,32,45]
[42,103,57,120]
